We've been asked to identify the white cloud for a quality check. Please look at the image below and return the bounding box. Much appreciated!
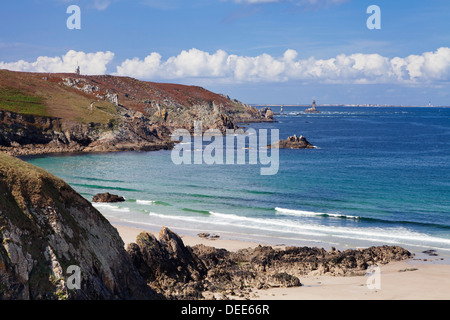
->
[2,48,450,85]
[0,50,114,75]
[114,47,450,85]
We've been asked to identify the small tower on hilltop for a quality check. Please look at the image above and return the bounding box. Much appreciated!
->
[75,65,80,75]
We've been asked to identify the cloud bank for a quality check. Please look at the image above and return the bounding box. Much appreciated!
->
[2,48,450,85]
[0,50,114,75]
[115,47,450,84]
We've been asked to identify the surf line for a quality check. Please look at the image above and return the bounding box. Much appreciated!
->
[171,121,279,176]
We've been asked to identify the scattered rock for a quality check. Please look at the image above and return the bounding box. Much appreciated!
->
[197,233,220,240]
[198,233,210,239]
[422,250,438,256]
[399,268,419,272]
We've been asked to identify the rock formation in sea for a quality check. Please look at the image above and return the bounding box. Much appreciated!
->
[92,192,125,203]
[0,153,160,300]
[305,100,321,113]
[259,107,275,120]
[268,134,315,149]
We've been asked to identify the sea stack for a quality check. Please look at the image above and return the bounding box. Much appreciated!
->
[268,134,315,149]
[305,100,321,113]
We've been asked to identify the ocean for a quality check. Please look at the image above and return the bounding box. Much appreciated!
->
[24,106,450,255]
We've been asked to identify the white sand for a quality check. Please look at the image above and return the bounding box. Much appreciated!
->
[112,222,450,300]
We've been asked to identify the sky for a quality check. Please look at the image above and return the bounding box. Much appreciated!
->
[1,0,450,105]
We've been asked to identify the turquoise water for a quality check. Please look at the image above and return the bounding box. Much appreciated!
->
[24,106,450,253]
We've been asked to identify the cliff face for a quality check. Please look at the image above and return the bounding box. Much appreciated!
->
[0,70,269,155]
[0,107,173,156]
[0,154,159,300]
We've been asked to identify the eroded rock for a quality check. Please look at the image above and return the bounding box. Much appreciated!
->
[269,134,315,149]
[92,192,125,203]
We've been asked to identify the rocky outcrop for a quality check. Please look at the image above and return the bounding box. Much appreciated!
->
[191,244,410,298]
[269,134,315,149]
[265,109,274,120]
[126,226,411,300]
[127,229,207,300]
[0,108,174,156]
[92,193,125,203]
[258,107,275,120]
[215,114,236,131]
[0,110,95,149]
[61,77,119,106]
[0,154,160,300]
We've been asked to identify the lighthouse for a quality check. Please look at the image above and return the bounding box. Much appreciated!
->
[305,100,321,113]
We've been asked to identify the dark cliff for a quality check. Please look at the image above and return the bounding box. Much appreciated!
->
[0,153,159,300]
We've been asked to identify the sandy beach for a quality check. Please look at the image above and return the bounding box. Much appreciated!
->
[112,221,450,300]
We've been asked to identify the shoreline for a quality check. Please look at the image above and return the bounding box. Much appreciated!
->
[2,141,175,158]
[108,217,450,263]
[110,218,450,300]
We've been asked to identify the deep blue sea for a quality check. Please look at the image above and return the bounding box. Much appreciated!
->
[25,106,450,254]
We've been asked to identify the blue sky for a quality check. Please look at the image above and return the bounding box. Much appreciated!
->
[1,0,450,105]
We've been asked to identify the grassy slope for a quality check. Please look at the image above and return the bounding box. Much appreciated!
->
[0,69,259,130]
[0,70,118,124]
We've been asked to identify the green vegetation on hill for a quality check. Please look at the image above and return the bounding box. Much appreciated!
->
[0,87,48,117]
[0,70,118,124]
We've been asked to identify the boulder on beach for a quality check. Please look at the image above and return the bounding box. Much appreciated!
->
[92,192,125,203]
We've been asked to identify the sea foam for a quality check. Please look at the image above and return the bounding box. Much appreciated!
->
[275,207,360,220]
